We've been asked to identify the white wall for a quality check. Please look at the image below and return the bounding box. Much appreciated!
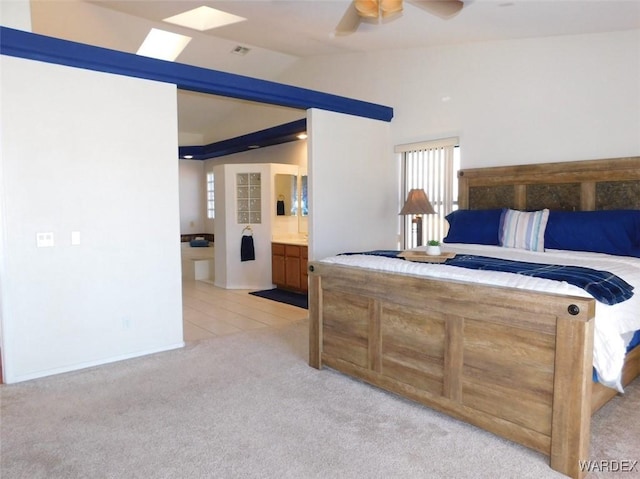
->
[212,164,228,285]
[214,163,273,289]
[308,109,395,260]
[0,56,184,383]
[282,30,640,168]
[178,160,206,235]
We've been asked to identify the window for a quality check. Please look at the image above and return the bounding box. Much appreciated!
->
[206,171,215,219]
[397,137,460,248]
[236,172,261,224]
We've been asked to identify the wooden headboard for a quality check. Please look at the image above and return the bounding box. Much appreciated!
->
[458,156,640,211]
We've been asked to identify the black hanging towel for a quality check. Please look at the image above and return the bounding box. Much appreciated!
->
[241,227,255,262]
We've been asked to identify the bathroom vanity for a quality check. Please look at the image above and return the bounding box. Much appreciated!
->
[271,241,308,293]
[272,170,308,292]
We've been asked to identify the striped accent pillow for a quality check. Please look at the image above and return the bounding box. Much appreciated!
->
[499,209,549,252]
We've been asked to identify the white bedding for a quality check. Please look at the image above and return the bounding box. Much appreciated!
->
[320,244,640,392]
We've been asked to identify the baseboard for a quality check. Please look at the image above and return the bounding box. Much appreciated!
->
[2,341,185,384]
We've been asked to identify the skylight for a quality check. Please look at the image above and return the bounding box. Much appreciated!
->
[163,6,246,31]
[137,28,191,61]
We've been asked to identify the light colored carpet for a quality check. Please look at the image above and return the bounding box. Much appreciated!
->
[1,319,638,479]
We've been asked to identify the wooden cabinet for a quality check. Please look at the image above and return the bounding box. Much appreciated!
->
[272,244,286,286]
[272,243,308,292]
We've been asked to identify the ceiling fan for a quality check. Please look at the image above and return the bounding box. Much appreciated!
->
[336,0,465,35]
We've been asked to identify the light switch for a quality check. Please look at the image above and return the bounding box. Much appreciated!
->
[71,231,81,245]
[36,232,54,248]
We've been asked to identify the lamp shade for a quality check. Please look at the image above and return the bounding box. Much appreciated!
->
[399,188,436,215]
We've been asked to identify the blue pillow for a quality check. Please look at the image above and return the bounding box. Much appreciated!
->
[443,209,504,245]
[544,210,640,257]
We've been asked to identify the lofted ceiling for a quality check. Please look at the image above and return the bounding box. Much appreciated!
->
[28,0,640,151]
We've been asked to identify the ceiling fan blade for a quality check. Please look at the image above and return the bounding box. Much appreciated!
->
[410,0,464,19]
[335,1,362,35]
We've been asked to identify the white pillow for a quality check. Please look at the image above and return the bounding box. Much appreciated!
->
[499,209,549,252]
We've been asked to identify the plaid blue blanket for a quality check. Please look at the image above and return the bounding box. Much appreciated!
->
[341,250,634,305]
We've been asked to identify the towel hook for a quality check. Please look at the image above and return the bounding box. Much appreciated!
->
[242,225,253,236]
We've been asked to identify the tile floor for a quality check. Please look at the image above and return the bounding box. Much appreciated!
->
[181,243,308,342]
[182,279,308,342]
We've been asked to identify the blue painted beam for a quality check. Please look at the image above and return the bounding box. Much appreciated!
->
[179,119,307,160]
[0,27,394,122]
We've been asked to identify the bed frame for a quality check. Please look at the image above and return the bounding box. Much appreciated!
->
[308,156,640,479]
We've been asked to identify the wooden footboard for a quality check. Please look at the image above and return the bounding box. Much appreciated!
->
[308,262,597,479]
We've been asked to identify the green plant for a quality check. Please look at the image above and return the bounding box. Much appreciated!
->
[427,240,440,247]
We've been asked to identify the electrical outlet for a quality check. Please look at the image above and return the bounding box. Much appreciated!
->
[36,232,54,248]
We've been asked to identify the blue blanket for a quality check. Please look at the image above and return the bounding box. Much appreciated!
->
[341,250,634,305]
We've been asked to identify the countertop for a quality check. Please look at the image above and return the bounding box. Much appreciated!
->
[272,237,308,246]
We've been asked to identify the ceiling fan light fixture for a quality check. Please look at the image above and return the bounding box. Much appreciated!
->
[355,0,404,20]
[380,0,403,17]
[339,0,465,35]
[355,0,380,18]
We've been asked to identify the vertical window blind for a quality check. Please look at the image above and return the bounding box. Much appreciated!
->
[396,137,459,248]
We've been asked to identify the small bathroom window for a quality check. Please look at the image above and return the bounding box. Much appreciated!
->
[237,172,261,224]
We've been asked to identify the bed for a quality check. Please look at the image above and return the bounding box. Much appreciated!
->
[308,156,640,479]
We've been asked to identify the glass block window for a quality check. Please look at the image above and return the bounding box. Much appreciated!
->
[237,172,261,224]
[206,171,215,219]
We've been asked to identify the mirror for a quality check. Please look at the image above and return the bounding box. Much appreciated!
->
[274,172,307,219]
[275,174,297,216]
